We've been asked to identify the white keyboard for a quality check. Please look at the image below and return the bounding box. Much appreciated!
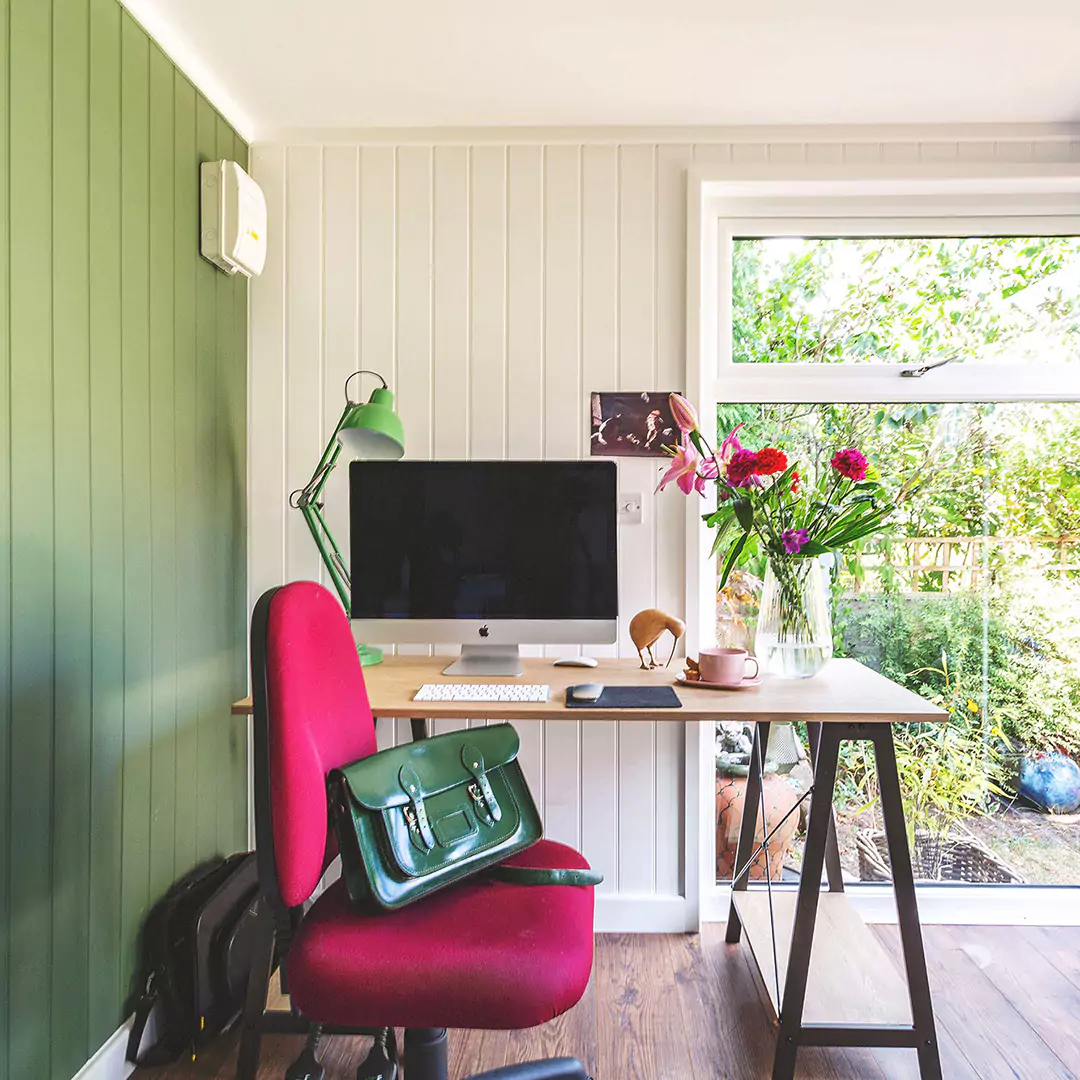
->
[413,683,551,703]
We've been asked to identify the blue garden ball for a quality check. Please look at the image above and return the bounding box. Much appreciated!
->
[1018,753,1080,815]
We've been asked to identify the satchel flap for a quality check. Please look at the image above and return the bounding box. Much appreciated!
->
[331,723,520,812]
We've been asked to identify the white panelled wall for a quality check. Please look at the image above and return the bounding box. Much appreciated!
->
[248,127,1080,931]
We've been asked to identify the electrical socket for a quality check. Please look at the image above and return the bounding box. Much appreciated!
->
[618,493,643,525]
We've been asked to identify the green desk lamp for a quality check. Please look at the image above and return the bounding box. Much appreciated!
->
[290,369,405,666]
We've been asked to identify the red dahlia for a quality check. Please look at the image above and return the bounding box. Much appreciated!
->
[831,447,869,482]
[754,447,788,475]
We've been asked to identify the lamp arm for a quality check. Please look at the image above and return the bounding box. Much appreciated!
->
[300,502,352,612]
[294,402,355,507]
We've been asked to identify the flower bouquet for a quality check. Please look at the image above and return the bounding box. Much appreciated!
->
[659,395,893,677]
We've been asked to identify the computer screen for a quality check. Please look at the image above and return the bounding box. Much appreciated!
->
[349,460,618,622]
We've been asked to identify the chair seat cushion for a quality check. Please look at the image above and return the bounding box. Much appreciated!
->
[287,840,595,1030]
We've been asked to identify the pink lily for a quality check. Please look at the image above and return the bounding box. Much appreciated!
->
[717,423,745,466]
[669,393,700,435]
[657,440,703,495]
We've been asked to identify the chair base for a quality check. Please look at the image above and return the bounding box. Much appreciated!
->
[403,1029,449,1080]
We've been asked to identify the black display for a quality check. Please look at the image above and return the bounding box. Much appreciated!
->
[350,461,618,621]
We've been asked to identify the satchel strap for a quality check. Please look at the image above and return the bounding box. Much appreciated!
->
[398,765,436,851]
[461,743,501,824]
[490,866,603,887]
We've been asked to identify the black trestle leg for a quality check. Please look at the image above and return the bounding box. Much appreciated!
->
[725,721,770,944]
[404,1028,449,1080]
[872,724,943,1080]
[772,724,842,1080]
[806,722,845,893]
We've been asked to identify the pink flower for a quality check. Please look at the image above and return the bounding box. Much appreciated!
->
[657,440,703,495]
[754,447,788,476]
[831,447,869,482]
[781,528,811,554]
[668,393,700,434]
[717,424,745,466]
[726,448,759,488]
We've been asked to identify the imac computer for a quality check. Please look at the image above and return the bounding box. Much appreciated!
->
[349,460,618,676]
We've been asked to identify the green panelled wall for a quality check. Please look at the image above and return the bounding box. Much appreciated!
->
[0,2,250,1076]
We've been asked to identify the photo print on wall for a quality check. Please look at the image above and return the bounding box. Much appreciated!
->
[590,391,679,457]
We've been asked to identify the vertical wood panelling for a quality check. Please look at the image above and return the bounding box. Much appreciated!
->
[395,146,435,461]
[247,143,285,614]
[0,0,10,1070]
[147,41,177,920]
[653,145,692,897]
[579,144,620,891]
[504,145,545,786]
[120,10,152,982]
[171,74,199,877]
[87,0,124,1041]
[468,146,506,461]
[284,146,324,586]
[1,4,248,1071]
[8,0,53,1072]
[51,1,92,1071]
[432,145,469,461]
[616,144,659,896]
[215,115,238,854]
[249,131,1079,912]
[321,145,359,580]
[540,145,582,843]
[355,145,398,684]
[506,146,544,462]
[430,146,471,725]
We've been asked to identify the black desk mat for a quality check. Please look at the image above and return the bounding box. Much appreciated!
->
[564,685,682,709]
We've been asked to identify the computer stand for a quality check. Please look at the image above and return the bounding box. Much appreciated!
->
[442,645,524,677]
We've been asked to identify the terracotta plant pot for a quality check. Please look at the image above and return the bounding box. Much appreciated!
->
[716,772,802,882]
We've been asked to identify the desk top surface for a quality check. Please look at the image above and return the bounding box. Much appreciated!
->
[232,656,945,724]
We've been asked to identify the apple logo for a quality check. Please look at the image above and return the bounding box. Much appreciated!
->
[479,625,490,638]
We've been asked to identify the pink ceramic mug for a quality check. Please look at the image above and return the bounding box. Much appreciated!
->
[699,647,759,687]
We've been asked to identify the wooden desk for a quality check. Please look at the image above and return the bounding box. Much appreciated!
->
[232,655,946,1079]
[231,655,941,724]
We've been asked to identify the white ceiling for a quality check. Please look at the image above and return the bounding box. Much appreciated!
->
[137,0,1080,138]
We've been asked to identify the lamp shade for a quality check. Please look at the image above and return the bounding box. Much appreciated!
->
[337,386,405,460]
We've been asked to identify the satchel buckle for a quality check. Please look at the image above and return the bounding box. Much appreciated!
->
[469,783,495,827]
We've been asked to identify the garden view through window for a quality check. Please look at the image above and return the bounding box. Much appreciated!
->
[715,236,1080,889]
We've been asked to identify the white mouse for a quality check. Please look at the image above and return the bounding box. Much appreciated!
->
[553,656,599,668]
[569,682,604,702]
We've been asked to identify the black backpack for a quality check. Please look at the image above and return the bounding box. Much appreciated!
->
[127,852,260,1065]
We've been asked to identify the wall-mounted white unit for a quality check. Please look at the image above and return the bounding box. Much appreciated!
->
[200,159,267,277]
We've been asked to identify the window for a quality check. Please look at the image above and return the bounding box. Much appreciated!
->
[691,173,1080,899]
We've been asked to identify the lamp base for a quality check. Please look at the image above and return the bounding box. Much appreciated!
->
[357,643,383,667]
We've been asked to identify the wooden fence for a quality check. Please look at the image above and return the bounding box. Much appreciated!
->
[846,536,1080,595]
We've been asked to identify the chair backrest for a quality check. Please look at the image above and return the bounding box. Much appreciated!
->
[250,581,378,908]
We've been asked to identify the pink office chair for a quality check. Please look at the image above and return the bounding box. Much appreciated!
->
[241,582,596,1080]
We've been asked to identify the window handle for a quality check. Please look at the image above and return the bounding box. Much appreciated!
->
[900,356,957,378]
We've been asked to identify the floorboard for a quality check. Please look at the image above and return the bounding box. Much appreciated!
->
[133,925,1080,1080]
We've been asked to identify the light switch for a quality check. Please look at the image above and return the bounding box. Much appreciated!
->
[618,492,643,525]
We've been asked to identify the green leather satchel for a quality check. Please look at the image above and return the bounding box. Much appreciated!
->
[328,723,599,910]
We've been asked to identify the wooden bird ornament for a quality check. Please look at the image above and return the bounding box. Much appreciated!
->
[629,608,686,670]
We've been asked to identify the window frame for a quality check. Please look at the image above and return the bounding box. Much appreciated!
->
[685,164,1080,925]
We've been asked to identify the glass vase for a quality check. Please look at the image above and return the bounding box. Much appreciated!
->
[755,557,833,679]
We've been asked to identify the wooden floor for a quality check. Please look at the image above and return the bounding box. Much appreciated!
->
[143,924,1080,1080]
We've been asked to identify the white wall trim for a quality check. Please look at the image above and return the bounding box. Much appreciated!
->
[71,1008,158,1080]
[117,0,256,142]
[595,894,694,933]
[255,122,1080,149]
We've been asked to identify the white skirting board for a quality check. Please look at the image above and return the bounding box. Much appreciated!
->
[72,1008,158,1080]
[594,894,693,933]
